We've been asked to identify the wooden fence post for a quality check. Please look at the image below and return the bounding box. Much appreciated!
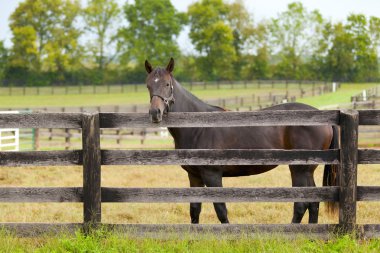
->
[339,109,359,233]
[82,112,101,231]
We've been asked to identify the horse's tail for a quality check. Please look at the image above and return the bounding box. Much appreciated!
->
[323,125,340,216]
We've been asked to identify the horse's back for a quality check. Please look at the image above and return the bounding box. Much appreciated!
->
[262,102,317,111]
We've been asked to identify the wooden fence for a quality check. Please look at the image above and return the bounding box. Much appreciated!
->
[28,127,168,151]
[0,110,380,238]
[3,82,341,150]
[23,124,380,151]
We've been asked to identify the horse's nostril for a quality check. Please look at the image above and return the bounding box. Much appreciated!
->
[149,108,161,115]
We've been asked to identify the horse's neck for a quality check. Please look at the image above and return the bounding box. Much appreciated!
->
[168,80,222,149]
[170,81,219,113]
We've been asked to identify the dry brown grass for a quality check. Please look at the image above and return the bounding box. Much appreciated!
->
[0,163,379,225]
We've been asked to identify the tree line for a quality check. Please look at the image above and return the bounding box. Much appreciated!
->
[0,0,379,86]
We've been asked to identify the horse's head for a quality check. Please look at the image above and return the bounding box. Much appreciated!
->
[145,58,175,123]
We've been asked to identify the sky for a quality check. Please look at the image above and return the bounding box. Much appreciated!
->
[1,0,380,49]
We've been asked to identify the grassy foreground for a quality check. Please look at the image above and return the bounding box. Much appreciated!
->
[0,230,380,253]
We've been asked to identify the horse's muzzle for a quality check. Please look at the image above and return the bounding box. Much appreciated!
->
[149,108,162,123]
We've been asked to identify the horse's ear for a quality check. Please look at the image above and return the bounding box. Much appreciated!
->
[166,58,175,73]
[145,60,153,74]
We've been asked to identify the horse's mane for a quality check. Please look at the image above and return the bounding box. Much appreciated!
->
[175,79,225,112]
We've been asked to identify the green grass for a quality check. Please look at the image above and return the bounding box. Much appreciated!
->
[0,230,379,253]
[0,84,269,108]
[297,83,378,109]
[1,82,372,109]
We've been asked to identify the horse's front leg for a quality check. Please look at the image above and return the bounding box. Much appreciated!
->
[200,168,229,224]
[188,172,204,224]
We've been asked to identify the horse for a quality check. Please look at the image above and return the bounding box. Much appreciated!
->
[145,58,339,224]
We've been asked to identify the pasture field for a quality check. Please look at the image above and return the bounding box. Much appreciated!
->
[297,83,378,108]
[0,83,291,108]
[0,82,376,109]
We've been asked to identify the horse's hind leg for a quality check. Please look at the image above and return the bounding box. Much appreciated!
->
[289,165,319,223]
[200,168,229,224]
[188,172,204,224]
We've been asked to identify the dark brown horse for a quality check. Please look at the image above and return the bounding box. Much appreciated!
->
[145,58,338,224]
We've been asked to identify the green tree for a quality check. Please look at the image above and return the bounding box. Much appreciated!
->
[45,0,82,82]
[319,15,380,82]
[326,22,355,81]
[369,16,380,49]
[0,41,9,82]
[120,0,186,68]
[346,14,379,81]
[269,2,324,79]
[83,0,120,84]
[188,0,237,80]
[226,0,255,78]
[9,0,82,84]
[241,21,271,80]
[308,21,332,81]
[7,25,40,85]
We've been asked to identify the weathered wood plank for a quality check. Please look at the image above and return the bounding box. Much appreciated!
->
[100,110,340,128]
[362,224,380,239]
[339,110,359,232]
[357,186,380,201]
[0,186,340,203]
[102,149,340,166]
[0,187,82,202]
[358,110,380,125]
[82,113,101,225]
[0,150,82,166]
[0,113,82,128]
[101,187,339,203]
[358,149,380,164]
[0,223,82,237]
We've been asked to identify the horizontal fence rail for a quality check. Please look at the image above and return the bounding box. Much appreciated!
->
[101,149,340,165]
[100,187,340,203]
[0,187,339,203]
[0,149,378,167]
[0,187,82,202]
[0,186,379,203]
[100,110,340,128]
[0,150,82,166]
[0,113,82,128]
[0,110,379,238]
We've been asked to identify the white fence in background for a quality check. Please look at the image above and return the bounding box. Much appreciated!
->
[0,111,20,151]
[160,127,169,137]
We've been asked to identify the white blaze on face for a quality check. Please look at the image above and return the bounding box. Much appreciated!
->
[154,78,159,83]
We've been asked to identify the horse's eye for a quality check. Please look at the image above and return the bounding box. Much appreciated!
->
[166,83,170,87]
